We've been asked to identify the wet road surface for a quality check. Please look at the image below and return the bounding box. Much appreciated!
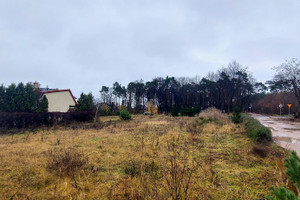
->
[251,114,300,154]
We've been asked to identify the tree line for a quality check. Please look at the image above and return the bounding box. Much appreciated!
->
[97,59,300,116]
[2,59,300,117]
[98,61,266,115]
[0,82,48,112]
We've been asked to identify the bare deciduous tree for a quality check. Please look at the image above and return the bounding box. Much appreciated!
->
[272,58,300,116]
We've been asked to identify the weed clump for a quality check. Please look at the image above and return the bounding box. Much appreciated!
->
[124,160,159,177]
[198,107,230,125]
[187,108,231,134]
[241,114,272,143]
[252,145,268,157]
[120,109,132,120]
[46,147,88,177]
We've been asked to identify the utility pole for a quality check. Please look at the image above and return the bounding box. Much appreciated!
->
[279,104,283,116]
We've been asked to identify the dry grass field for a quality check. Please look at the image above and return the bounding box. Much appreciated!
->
[0,109,291,199]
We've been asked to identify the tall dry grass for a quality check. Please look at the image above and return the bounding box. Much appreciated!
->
[0,114,289,199]
[198,107,230,124]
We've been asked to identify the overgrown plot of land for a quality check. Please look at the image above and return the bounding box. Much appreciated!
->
[0,110,290,199]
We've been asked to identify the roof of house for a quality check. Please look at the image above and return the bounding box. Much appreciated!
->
[41,89,78,106]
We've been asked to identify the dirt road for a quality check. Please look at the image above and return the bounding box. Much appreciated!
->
[251,114,300,154]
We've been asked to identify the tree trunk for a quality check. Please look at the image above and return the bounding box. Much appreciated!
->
[292,85,300,118]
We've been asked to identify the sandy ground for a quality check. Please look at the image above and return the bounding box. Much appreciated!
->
[251,114,300,154]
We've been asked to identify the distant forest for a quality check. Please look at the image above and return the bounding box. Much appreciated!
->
[99,59,300,116]
[1,59,300,116]
[99,61,258,115]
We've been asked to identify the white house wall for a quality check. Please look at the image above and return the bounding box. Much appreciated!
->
[44,91,76,112]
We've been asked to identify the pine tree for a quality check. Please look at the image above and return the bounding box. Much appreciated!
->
[268,151,300,200]
[0,84,6,111]
[267,186,298,200]
[37,95,48,112]
[0,82,47,112]
[285,151,300,189]
[5,83,16,112]
[76,93,94,111]
[24,83,37,112]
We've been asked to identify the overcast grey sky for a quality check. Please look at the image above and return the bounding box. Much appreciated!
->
[1,0,300,98]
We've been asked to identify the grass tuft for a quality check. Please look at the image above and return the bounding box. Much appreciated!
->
[46,147,88,178]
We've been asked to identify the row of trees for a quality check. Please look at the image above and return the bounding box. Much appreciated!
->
[0,82,48,112]
[97,59,300,116]
[99,61,263,114]
[2,59,299,116]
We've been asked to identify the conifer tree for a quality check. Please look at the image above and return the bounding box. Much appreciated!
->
[37,95,48,112]
[0,84,6,111]
[76,92,94,111]
[0,82,48,112]
[285,151,300,189]
[267,187,298,200]
[268,151,300,200]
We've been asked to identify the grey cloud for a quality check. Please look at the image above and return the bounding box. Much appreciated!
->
[1,0,300,97]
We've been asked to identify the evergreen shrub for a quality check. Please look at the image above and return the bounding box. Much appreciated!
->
[241,114,272,142]
[120,109,131,120]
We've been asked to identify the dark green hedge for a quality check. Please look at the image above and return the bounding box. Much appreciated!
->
[241,114,272,143]
[0,111,95,133]
[179,107,201,117]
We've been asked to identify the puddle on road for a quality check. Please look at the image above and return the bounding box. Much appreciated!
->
[275,136,300,144]
[252,114,300,154]
[266,122,275,124]
[283,128,300,131]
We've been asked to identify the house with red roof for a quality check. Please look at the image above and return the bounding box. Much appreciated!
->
[33,81,77,112]
[41,89,77,112]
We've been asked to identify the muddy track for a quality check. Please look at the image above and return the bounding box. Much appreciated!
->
[251,114,300,154]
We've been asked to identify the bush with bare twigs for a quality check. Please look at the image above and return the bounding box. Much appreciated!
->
[162,135,197,199]
[46,147,88,178]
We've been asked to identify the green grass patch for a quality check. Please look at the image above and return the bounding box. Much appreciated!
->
[241,114,272,143]
[92,137,101,141]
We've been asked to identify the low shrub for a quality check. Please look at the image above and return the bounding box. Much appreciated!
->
[124,160,140,177]
[180,107,200,117]
[120,109,131,120]
[241,114,272,143]
[124,160,158,177]
[232,112,242,123]
[171,107,179,117]
[46,147,88,177]
[254,128,272,142]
